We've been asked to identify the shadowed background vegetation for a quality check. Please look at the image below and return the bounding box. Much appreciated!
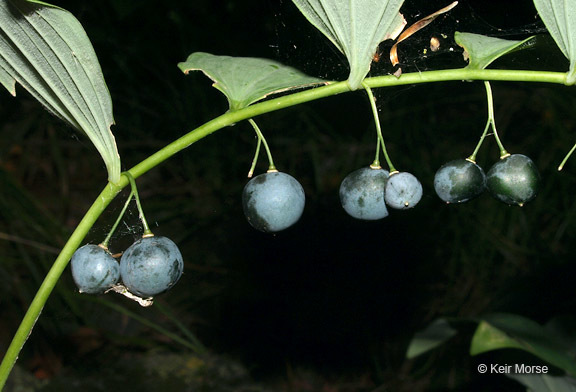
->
[1,0,575,390]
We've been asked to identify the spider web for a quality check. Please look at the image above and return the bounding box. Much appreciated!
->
[85,190,146,254]
[268,0,564,82]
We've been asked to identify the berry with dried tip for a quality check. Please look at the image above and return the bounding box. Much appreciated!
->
[71,244,120,294]
[434,159,486,203]
[486,154,540,206]
[120,236,184,298]
[242,171,305,232]
[384,172,423,209]
[339,167,389,220]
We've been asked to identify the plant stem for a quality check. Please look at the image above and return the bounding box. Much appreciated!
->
[371,134,381,169]
[0,182,123,390]
[0,67,570,391]
[101,190,134,249]
[124,172,153,237]
[247,137,262,177]
[248,118,276,172]
[483,81,509,158]
[363,83,396,171]
[468,118,491,163]
[558,141,576,171]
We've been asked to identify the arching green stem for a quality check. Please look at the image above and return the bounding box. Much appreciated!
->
[248,118,276,172]
[100,190,134,249]
[123,172,153,237]
[0,68,570,391]
[363,83,396,172]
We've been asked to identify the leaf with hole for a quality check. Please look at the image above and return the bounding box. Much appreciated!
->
[0,0,121,184]
[291,0,406,90]
[455,32,536,70]
[534,0,576,84]
[178,52,328,111]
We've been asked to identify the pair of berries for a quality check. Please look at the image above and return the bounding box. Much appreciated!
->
[434,154,540,206]
[339,168,423,220]
[71,235,183,298]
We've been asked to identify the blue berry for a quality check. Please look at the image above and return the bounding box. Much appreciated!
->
[120,236,184,298]
[384,172,423,209]
[339,167,389,220]
[486,154,540,206]
[434,159,486,203]
[242,171,305,232]
[71,244,120,294]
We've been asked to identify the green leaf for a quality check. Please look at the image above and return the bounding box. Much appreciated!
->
[406,318,458,359]
[470,313,576,377]
[455,32,536,70]
[534,0,576,84]
[0,0,120,184]
[178,52,329,111]
[507,374,576,392]
[291,0,406,90]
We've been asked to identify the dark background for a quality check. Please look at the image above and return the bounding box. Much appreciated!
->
[1,0,576,390]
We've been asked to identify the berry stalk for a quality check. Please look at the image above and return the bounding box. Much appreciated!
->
[124,172,153,237]
[101,190,135,249]
[248,118,277,173]
[483,81,509,159]
[363,83,397,172]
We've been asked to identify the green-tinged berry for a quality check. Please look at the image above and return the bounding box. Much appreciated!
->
[434,159,486,203]
[486,154,540,206]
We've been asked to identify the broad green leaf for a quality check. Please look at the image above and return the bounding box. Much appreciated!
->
[534,0,576,84]
[291,0,406,90]
[178,52,329,111]
[508,374,576,392]
[545,316,576,358]
[406,318,458,359]
[470,313,576,377]
[0,0,121,184]
[455,32,536,70]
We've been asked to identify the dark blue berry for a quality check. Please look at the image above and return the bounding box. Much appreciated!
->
[242,171,305,232]
[384,172,423,209]
[339,167,389,220]
[71,244,119,294]
[120,236,183,298]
